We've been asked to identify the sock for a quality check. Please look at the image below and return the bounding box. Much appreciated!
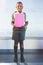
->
[20,48,24,57]
[14,46,18,58]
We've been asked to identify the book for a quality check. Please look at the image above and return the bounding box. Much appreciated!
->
[14,13,25,27]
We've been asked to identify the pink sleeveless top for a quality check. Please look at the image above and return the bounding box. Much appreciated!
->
[14,13,25,27]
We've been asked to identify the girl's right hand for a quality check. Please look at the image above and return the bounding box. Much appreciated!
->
[11,21,14,26]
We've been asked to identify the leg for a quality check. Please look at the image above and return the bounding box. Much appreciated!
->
[20,40,25,62]
[14,40,18,62]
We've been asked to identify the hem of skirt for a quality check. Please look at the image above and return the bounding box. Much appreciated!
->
[12,38,25,41]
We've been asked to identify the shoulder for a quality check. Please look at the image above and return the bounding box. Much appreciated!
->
[12,11,17,15]
[23,12,26,18]
[12,11,17,18]
[23,12,26,15]
[23,12,26,17]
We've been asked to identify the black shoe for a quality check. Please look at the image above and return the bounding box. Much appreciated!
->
[14,56,18,62]
[20,56,25,62]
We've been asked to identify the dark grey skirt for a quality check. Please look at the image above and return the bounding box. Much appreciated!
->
[12,27,25,41]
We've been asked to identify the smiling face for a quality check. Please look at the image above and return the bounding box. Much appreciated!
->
[16,2,23,13]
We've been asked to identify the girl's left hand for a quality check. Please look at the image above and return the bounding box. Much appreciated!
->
[24,21,28,27]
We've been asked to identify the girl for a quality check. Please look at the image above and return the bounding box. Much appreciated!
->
[11,1,28,62]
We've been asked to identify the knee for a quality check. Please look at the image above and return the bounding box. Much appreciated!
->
[20,43,24,49]
[14,43,18,47]
[14,40,18,47]
[20,41,24,48]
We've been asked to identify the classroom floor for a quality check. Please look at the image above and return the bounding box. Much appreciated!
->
[0,38,43,65]
[0,49,43,65]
